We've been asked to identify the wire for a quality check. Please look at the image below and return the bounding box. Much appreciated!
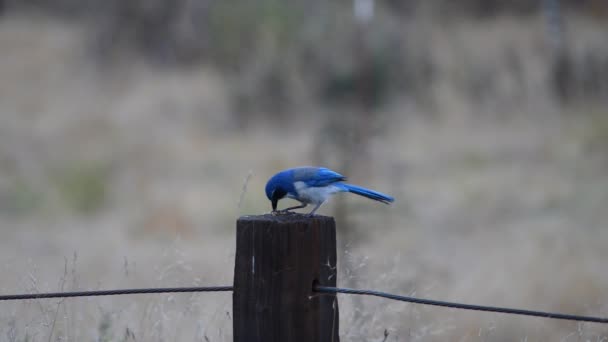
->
[314,285,608,324]
[2,284,607,324]
[0,286,233,301]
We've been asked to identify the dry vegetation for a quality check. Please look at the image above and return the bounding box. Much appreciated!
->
[0,2,608,341]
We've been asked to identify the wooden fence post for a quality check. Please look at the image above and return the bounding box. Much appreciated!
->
[233,214,339,342]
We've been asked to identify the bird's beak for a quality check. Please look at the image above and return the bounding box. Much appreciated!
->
[270,188,285,212]
[272,198,278,211]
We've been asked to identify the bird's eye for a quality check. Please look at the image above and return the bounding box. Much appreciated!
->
[272,187,287,201]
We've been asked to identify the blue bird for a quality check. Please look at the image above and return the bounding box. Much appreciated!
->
[265,166,394,215]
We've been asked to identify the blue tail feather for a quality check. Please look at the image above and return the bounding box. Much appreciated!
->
[340,183,394,204]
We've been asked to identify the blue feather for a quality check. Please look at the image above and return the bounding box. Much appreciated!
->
[338,183,394,204]
[292,167,346,187]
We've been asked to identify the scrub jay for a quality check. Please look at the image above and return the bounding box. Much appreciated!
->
[265,166,394,215]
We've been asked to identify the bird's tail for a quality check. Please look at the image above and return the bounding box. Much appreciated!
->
[339,183,394,204]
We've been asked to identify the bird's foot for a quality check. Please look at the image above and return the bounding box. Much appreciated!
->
[271,210,298,216]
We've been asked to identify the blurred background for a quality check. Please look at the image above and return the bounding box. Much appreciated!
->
[1,0,607,340]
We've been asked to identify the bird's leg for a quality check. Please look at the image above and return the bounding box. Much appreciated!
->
[307,202,323,216]
[278,203,308,214]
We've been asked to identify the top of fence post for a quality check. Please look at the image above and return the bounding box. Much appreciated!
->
[233,214,340,342]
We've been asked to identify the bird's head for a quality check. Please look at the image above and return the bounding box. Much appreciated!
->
[265,177,288,211]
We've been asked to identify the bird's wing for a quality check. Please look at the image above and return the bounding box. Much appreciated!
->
[292,167,346,187]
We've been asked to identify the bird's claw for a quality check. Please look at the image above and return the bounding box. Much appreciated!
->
[271,210,293,216]
[271,210,307,216]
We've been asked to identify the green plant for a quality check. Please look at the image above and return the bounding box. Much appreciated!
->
[53,161,109,215]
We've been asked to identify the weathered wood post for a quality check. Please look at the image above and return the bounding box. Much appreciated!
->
[233,214,339,342]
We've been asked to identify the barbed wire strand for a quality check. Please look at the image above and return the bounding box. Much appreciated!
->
[314,285,608,324]
[0,286,233,301]
[1,285,607,324]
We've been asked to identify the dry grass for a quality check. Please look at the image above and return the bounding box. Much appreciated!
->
[0,11,607,341]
